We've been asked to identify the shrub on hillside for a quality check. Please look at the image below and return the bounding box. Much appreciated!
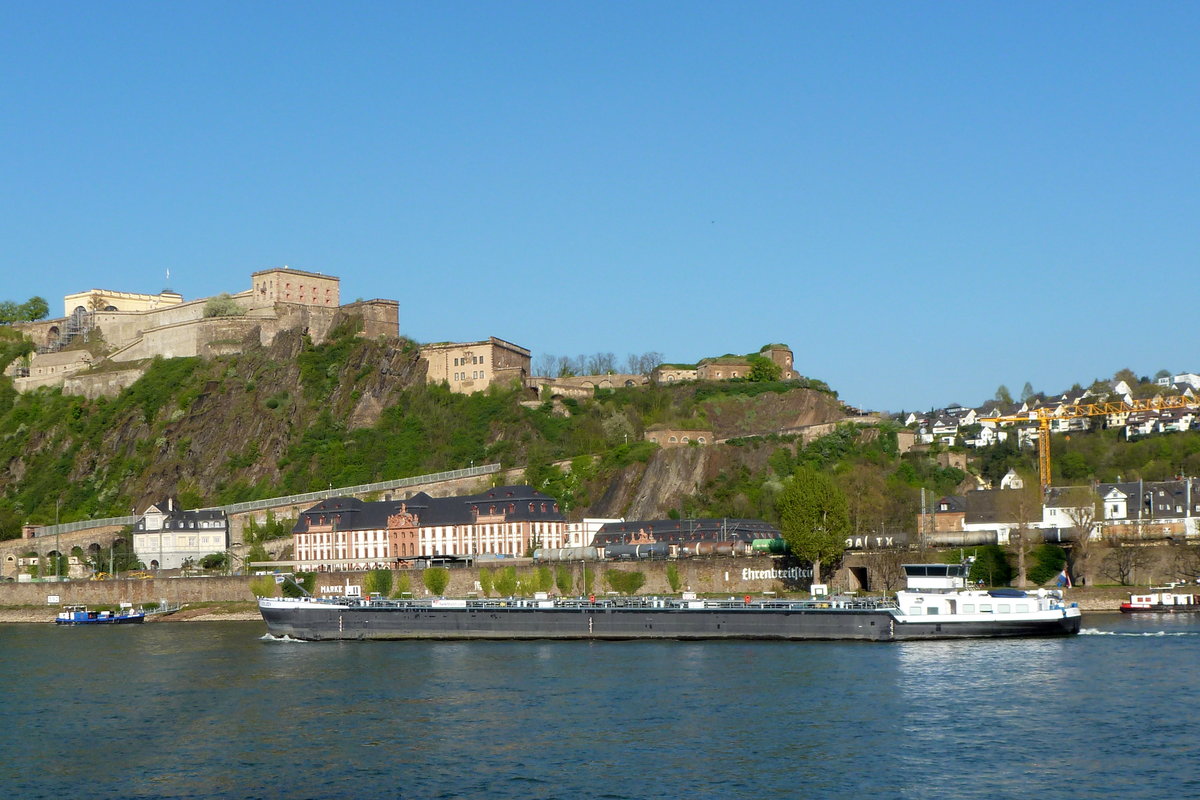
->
[423,567,450,596]
[364,569,394,597]
[604,570,645,596]
[203,293,245,317]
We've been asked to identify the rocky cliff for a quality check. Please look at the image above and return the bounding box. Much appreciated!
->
[0,320,851,531]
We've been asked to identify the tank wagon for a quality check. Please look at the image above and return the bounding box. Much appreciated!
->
[531,546,599,562]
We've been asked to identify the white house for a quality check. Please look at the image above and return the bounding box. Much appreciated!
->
[132,499,229,570]
[1157,373,1200,390]
[564,518,624,548]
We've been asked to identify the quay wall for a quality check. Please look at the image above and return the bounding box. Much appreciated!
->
[0,556,810,608]
[0,554,1143,614]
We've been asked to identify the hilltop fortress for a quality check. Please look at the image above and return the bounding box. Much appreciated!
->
[6,268,808,408]
[8,267,400,397]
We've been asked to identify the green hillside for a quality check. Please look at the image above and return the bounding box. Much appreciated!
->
[3,319,1196,543]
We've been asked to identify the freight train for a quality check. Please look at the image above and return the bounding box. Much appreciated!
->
[533,537,787,562]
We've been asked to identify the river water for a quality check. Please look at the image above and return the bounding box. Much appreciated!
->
[2,613,1197,800]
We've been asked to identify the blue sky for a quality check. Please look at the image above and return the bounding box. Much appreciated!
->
[2,3,1196,412]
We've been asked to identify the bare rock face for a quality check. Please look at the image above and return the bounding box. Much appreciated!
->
[702,389,845,439]
[346,343,426,430]
[622,448,711,519]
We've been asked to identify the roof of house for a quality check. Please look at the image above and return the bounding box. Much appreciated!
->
[934,496,967,513]
[962,489,1035,525]
[295,485,564,532]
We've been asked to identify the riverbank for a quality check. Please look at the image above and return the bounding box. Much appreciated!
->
[0,602,261,624]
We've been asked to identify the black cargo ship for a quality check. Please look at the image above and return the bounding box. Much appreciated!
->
[258,564,1082,642]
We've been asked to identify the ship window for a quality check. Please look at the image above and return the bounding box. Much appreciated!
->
[962,604,975,614]
[998,604,1011,613]
[979,604,993,613]
[926,607,939,615]
[1015,604,1029,613]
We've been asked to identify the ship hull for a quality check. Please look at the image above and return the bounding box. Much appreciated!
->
[55,615,145,626]
[259,600,1080,642]
[1119,604,1200,614]
[890,613,1080,639]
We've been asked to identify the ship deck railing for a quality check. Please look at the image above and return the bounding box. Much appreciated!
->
[291,595,900,611]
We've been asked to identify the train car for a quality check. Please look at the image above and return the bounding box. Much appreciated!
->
[602,543,670,560]
[532,546,600,562]
[751,538,788,554]
[924,531,994,547]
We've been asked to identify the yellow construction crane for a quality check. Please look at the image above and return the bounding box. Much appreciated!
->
[980,395,1197,493]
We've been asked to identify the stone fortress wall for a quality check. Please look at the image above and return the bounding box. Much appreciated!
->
[7,267,401,397]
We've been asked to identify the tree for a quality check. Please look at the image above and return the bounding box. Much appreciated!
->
[533,353,557,377]
[20,296,48,321]
[282,572,315,598]
[1021,382,1036,403]
[1113,368,1139,386]
[837,464,887,538]
[555,565,573,595]
[203,293,245,318]
[585,352,616,375]
[364,569,394,596]
[0,507,23,541]
[423,567,450,596]
[199,552,228,570]
[666,562,681,592]
[776,466,849,585]
[747,354,783,382]
[1169,546,1200,583]
[494,566,517,596]
[604,570,645,595]
[1059,451,1091,481]
[0,296,50,323]
[874,550,907,591]
[994,385,1013,405]
[999,480,1043,588]
[625,351,663,376]
[969,544,1014,586]
[554,355,577,378]
[390,572,412,598]
[1101,546,1151,586]
[479,568,495,597]
[1028,544,1067,585]
[1060,487,1101,585]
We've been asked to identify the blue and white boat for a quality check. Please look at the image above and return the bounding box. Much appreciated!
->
[55,604,146,625]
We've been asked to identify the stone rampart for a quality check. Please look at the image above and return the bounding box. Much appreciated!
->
[62,366,151,399]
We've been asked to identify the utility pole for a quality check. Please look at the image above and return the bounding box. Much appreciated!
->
[55,500,60,580]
